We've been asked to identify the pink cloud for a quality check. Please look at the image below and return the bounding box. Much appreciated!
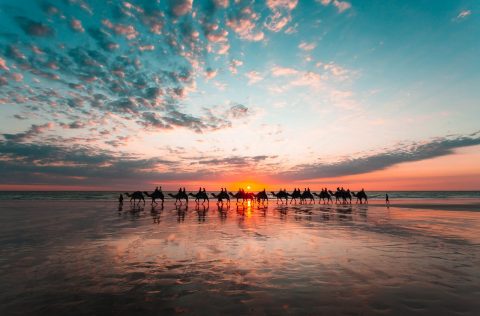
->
[317,0,351,13]
[205,69,218,79]
[102,19,138,40]
[139,45,155,51]
[171,0,193,17]
[70,18,84,32]
[298,42,316,51]
[266,0,298,11]
[217,42,230,55]
[265,11,291,32]
[245,71,263,85]
[271,66,299,77]
[456,10,471,20]
[12,73,23,82]
[0,58,9,71]
[229,59,243,74]
[206,28,229,43]
[214,0,229,8]
[226,7,264,41]
[333,0,351,13]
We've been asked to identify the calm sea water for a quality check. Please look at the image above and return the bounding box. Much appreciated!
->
[0,191,479,201]
[0,200,479,315]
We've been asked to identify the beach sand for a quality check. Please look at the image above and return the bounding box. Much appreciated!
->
[0,199,479,315]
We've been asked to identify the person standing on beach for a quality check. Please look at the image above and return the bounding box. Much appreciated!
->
[386,193,390,206]
[119,194,123,205]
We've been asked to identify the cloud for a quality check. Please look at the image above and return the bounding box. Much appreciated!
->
[0,141,276,186]
[227,6,264,41]
[15,17,55,37]
[264,0,297,32]
[245,71,263,84]
[138,44,155,51]
[265,11,291,32]
[0,58,9,71]
[277,132,480,180]
[0,140,195,186]
[317,0,351,13]
[298,42,316,51]
[266,0,298,11]
[2,123,54,142]
[333,0,351,13]
[169,0,193,17]
[455,10,471,20]
[205,68,218,79]
[87,27,119,51]
[198,155,274,166]
[70,18,85,32]
[11,73,23,82]
[271,66,299,76]
[214,0,229,8]
[102,19,138,40]
[229,59,243,74]
[139,103,250,133]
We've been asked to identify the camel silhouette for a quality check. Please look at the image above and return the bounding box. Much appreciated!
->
[271,190,289,204]
[288,189,302,204]
[313,191,332,204]
[189,191,209,204]
[229,190,255,203]
[168,191,188,204]
[143,190,164,205]
[352,191,368,204]
[125,191,145,204]
[211,191,230,203]
[329,189,352,204]
[254,190,269,204]
[300,190,315,204]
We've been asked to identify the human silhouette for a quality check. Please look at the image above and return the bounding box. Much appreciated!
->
[386,193,390,206]
[118,193,123,205]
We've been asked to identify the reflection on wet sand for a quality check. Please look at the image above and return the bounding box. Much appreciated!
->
[0,200,479,315]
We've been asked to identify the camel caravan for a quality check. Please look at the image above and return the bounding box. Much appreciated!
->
[122,186,368,206]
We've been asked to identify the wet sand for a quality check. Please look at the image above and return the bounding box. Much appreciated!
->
[0,200,479,315]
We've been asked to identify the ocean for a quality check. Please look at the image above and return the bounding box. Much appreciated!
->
[0,191,479,201]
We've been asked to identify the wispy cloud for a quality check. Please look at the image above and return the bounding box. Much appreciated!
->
[278,133,480,180]
[454,10,472,21]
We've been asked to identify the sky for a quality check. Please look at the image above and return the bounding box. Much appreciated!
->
[0,0,479,191]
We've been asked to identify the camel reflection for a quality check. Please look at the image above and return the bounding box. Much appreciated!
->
[195,204,209,222]
[217,204,229,221]
[174,204,188,222]
[115,200,370,225]
[150,204,164,224]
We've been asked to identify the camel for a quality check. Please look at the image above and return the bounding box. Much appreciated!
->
[211,191,230,203]
[125,191,145,204]
[254,190,269,204]
[328,189,352,204]
[313,191,332,204]
[352,191,368,204]
[288,189,302,204]
[271,190,289,204]
[300,190,315,204]
[329,190,342,204]
[168,191,188,204]
[143,189,164,205]
[229,190,255,203]
[189,191,209,204]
